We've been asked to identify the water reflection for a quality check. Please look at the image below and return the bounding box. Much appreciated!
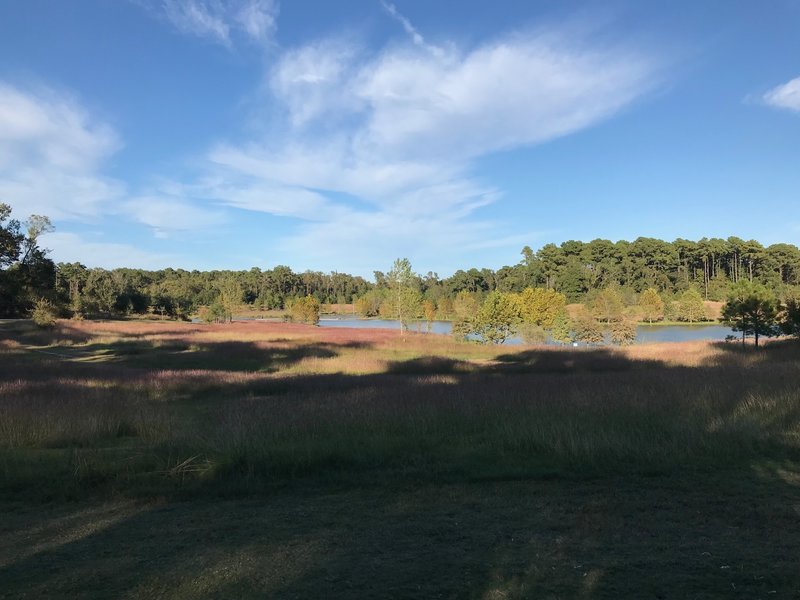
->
[317,317,735,345]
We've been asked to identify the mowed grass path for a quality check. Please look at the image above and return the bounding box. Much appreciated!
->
[1,320,800,598]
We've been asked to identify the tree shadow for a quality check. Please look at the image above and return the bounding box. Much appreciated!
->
[3,324,800,597]
[1,465,798,598]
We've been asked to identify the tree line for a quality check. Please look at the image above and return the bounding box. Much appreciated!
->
[373,259,800,347]
[2,203,799,342]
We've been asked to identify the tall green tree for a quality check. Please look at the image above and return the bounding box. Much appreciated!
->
[0,206,56,317]
[781,297,800,339]
[722,281,780,347]
[0,203,23,267]
[387,258,421,333]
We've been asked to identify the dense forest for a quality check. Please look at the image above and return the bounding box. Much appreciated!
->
[2,203,800,328]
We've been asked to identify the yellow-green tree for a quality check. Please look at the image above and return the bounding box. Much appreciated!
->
[550,310,572,344]
[422,299,436,332]
[475,291,521,344]
[591,287,624,323]
[387,258,421,333]
[515,287,566,329]
[217,278,242,323]
[290,295,320,325]
[677,287,706,323]
[354,289,384,317]
[453,290,479,320]
[395,287,422,332]
[436,297,454,319]
[638,288,664,323]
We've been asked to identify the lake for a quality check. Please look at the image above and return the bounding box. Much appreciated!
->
[318,316,736,345]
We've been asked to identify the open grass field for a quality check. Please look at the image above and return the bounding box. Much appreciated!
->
[2,319,800,598]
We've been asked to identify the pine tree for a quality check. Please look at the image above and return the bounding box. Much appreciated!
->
[722,281,779,347]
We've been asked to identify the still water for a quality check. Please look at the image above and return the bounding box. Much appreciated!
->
[318,316,735,345]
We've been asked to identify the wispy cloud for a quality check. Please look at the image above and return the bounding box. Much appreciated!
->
[41,232,183,269]
[763,76,800,113]
[0,82,226,258]
[0,83,124,220]
[191,17,660,270]
[6,11,660,273]
[149,0,278,47]
[380,1,446,59]
[122,194,228,238]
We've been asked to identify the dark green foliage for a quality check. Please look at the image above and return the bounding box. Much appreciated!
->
[0,205,56,317]
[722,280,780,347]
[782,298,800,339]
[3,203,800,324]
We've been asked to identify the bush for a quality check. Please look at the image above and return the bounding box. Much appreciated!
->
[31,298,58,328]
[571,309,604,344]
[290,295,320,325]
[609,319,637,345]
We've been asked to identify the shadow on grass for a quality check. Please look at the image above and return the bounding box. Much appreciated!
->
[72,339,344,372]
[1,465,798,598]
[3,322,800,596]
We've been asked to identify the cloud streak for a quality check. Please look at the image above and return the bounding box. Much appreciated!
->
[763,76,800,113]
[152,0,278,47]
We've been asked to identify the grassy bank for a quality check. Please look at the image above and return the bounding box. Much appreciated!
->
[2,320,799,597]
[2,320,799,499]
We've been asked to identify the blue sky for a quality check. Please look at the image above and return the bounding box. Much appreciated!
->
[1,0,799,277]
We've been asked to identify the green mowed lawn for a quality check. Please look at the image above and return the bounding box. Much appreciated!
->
[2,473,798,599]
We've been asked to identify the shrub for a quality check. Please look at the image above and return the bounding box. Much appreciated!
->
[571,308,604,344]
[31,298,58,328]
[609,319,638,345]
[290,295,321,325]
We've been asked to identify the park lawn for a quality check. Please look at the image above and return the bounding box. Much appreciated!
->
[1,320,799,598]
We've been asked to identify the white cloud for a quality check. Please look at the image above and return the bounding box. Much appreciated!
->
[205,181,341,221]
[153,0,278,47]
[123,195,228,237]
[235,0,278,44]
[763,76,800,113]
[163,0,231,46]
[0,84,124,220]
[9,13,657,272]
[42,232,181,269]
[269,39,362,126]
[354,36,653,161]
[195,22,658,269]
